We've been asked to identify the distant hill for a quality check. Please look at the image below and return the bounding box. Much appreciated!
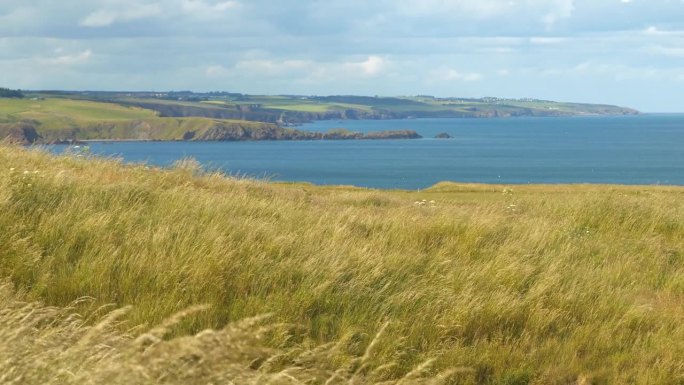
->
[0,91,638,142]
[0,98,419,143]
[26,90,640,124]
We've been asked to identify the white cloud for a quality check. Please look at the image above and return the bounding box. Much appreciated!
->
[641,26,684,37]
[541,0,574,28]
[647,46,684,57]
[393,0,576,28]
[80,3,162,27]
[644,26,661,35]
[211,56,389,80]
[181,0,239,17]
[441,68,483,82]
[2,0,684,111]
[205,65,226,77]
[355,56,386,76]
[233,59,313,76]
[535,62,672,83]
[45,49,92,65]
[397,0,514,19]
[529,37,568,45]
[81,10,118,27]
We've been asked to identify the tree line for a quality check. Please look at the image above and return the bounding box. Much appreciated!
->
[0,88,24,98]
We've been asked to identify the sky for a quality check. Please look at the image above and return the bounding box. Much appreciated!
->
[1,0,683,112]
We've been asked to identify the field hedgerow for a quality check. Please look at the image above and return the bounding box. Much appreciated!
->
[1,143,683,384]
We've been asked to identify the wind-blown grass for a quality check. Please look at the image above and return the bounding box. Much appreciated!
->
[1,283,448,385]
[1,144,683,384]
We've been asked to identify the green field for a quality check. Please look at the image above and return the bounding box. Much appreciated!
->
[1,144,682,384]
[200,96,375,113]
[0,98,158,126]
[0,93,639,144]
[0,97,286,142]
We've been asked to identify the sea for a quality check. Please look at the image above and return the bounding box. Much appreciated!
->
[49,114,684,190]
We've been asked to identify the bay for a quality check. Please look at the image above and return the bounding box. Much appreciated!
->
[50,115,684,189]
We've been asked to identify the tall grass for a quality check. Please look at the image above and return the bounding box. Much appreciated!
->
[1,283,449,384]
[1,144,683,384]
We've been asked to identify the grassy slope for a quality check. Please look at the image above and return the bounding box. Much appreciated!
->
[1,145,683,384]
[115,94,636,119]
[0,96,638,143]
[236,96,374,113]
[0,98,281,142]
[0,98,157,125]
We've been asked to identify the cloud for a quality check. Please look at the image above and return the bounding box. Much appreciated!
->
[45,49,92,66]
[541,0,575,28]
[395,0,514,19]
[233,59,314,76]
[80,3,162,27]
[181,0,239,17]
[355,56,387,76]
[205,65,227,77]
[448,71,483,82]
[647,46,684,57]
[1,0,684,111]
[207,56,389,80]
[81,11,119,27]
[529,37,568,45]
[431,67,484,82]
[389,0,579,31]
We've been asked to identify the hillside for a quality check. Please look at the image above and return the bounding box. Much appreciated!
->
[100,93,641,123]
[25,91,640,124]
[0,93,639,142]
[0,98,420,143]
[1,145,682,384]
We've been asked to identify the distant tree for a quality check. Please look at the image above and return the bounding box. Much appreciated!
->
[0,88,24,98]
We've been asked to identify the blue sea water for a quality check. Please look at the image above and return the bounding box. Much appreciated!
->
[50,115,684,189]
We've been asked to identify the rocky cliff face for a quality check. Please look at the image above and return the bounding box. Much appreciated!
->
[193,124,316,141]
[2,118,422,144]
[189,125,422,141]
[362,130,422,139]
[0,122,42,144]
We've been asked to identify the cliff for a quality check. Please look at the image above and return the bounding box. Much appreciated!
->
[0,122,42,144]
[1,119,421,143]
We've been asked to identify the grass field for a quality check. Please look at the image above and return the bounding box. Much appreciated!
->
[1,144,683,384]
[0,98,158,126]
[200,95,375,113]
[0,97,283,142]
[0,95,638,144]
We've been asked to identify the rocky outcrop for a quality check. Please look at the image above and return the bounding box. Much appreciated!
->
[0,122,42,144]
[435,132,453,139]
[189,125,422,141]
[362,130,422,139]
[193,124,315,141]
[3,117,422,144]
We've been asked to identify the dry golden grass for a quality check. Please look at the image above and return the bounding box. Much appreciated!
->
[1,143,683,384]
[1,283,452,384]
